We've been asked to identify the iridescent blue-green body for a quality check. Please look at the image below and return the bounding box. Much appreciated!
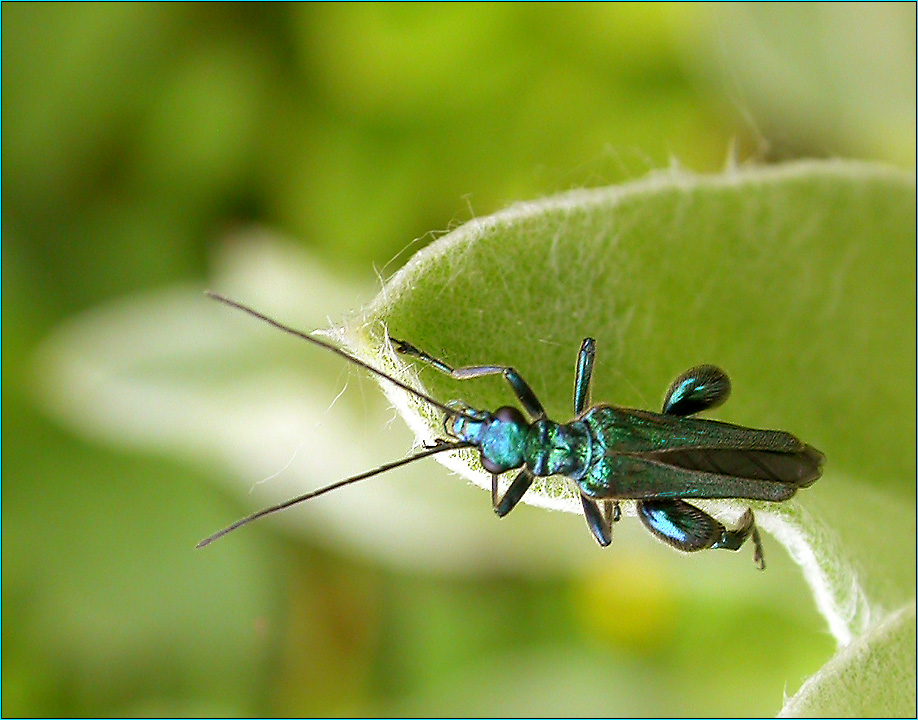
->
[197,296,824,561]
[396,337,824,570]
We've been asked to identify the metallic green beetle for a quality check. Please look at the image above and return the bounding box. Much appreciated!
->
[199,294,824,569]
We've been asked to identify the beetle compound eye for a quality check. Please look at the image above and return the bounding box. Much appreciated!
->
[494,406,526,426]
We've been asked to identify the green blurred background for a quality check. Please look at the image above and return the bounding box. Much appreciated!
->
[3,4,914,716]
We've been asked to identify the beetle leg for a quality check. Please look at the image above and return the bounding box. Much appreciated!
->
[711,508,766,570]
[637,499,721,551]
[662,365,731,416]
[493,469,534,517]
[391,339,546,420]
[573,338,596,415]
[637,500,765,569]
[581,495,613,546]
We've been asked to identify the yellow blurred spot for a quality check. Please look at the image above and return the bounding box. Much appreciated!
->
[573,553,678,652]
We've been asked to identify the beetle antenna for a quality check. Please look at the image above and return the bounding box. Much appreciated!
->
[197,440,472,547]
[206,292,473,420]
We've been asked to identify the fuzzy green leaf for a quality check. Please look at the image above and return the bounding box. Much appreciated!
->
[780,600,916,717]
[344,160,915,710]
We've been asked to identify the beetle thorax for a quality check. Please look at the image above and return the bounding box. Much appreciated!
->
[524,418,592,480]
[447,405,594,481]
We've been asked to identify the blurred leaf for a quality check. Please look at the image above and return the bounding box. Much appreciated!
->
[688,4,916,164]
